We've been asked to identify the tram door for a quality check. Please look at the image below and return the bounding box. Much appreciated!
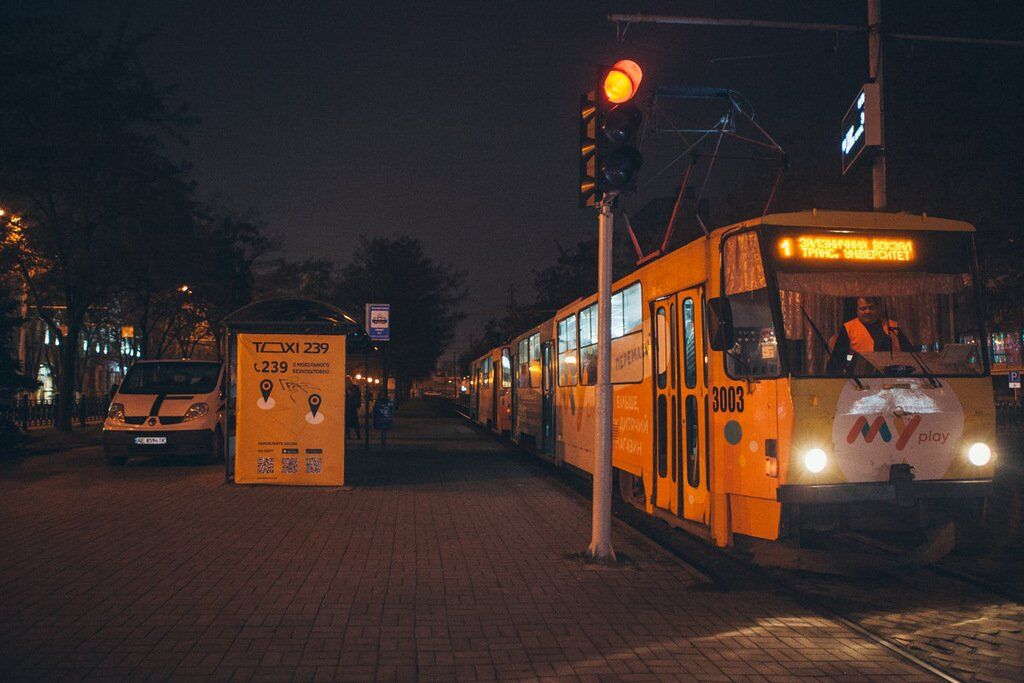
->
[678,289,709,525]
[471,365,480,420]
[510,352,519,438]
[652,299,680,513]
[491,360,498,428]
[541,341,555,455]
[652,288,709,522]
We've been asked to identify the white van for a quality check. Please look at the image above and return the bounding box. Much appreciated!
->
[102,360,224,466]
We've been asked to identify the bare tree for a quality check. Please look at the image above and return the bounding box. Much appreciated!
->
[0,20,195,429]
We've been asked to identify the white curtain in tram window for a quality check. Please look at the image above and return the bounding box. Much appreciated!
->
[885,296,939,348]
[724,232,766,295]
[777,272,963,351]
[774,272,961,297]
[779,290,843,373]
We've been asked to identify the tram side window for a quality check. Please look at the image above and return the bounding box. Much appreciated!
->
[723,232,782,378]
[501,349,511,388]
[518,338,531,388]
[610,283,643,337]
[528,333,541,386]
[557,315,578,386]
[578,304,598,386]
[482,356,492,388]
[683,298,697,389]
[612,283,644,384]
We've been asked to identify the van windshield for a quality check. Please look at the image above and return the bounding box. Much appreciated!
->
[120,362,221,394]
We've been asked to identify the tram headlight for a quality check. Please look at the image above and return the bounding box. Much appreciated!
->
[803,448,828,473]
[967,442,992,467]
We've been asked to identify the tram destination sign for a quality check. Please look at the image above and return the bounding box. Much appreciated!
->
[778,235,914,263]
[840,83,881,175]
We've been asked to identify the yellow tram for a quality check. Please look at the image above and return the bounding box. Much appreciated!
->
[469,346,511,434]
[470,210,996,551]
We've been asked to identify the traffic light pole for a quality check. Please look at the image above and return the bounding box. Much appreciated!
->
[867,0,886,210]
[588,198,616,562]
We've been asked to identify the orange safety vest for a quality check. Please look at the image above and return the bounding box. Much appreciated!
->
[844,319,902,354]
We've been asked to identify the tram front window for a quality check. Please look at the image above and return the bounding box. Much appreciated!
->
[722,231,782,378]
[768,229,984,377]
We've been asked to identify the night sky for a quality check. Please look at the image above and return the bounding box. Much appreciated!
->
[13,1,1024,349]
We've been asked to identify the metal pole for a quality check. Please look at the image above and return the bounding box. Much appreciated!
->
[588,200,616,561]
[364,342,370,452]
[868,0,887,210]
[608,13,863,34]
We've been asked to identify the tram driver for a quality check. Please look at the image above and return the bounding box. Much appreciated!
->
[829,296,912,369]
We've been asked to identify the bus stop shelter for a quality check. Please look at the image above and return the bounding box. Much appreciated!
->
[222,298,361,485]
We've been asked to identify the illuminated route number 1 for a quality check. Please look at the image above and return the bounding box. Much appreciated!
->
[711,386,744,413]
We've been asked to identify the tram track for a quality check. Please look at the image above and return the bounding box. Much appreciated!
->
[927,563,1024,606]
[456,413,976,682]
[458,407,1024,681]
[610,495,967,683]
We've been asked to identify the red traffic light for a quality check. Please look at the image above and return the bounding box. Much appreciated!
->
[603,59,643,104]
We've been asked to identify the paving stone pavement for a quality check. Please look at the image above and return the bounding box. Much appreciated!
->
[2,407,939,681]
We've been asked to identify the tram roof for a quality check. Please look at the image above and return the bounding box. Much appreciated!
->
[719,210,975,236]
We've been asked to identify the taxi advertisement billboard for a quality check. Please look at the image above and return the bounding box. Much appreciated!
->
[235,333,345,485]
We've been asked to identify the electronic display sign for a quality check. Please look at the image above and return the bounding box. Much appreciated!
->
[778,235,914,263]
[840,83,881,175]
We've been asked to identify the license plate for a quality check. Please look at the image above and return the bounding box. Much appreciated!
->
[134,436,167,445]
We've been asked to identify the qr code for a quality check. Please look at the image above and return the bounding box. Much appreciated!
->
[306,457,323,474]
[257,457,274,474]
[281,457,298,474]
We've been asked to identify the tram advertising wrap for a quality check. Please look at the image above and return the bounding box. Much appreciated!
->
[236,333,345,485]
[467,210,997,563]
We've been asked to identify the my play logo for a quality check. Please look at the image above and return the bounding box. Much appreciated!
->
[846,414,925,451]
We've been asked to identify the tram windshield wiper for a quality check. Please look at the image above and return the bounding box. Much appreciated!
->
[904,340,942,388]
[799,303,864,389]
[879,301,940,388]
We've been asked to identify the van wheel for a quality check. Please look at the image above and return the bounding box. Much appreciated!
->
[106,454,128,467]
[209,428,225,464]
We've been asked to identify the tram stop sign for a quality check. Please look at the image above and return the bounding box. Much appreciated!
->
[1010,370,1021,389]
[366,303,390,341]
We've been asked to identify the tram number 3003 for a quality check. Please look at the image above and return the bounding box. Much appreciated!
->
[711,386,745,413]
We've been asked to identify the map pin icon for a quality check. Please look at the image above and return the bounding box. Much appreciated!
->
[260,379,273,403]
[308,393,321,417]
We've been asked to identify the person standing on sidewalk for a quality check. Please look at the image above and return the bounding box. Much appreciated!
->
[345,378,361,439]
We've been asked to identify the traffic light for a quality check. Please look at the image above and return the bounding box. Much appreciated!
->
[580,60,644,207]
[579,91,598,207]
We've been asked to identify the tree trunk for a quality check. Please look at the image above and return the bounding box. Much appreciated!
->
[139,294,150,359]
[55,320,81,432]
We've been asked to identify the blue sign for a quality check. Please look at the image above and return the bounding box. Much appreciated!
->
[841,83,881,175]
[1010,370,1021,389]
[365,303,390,341]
